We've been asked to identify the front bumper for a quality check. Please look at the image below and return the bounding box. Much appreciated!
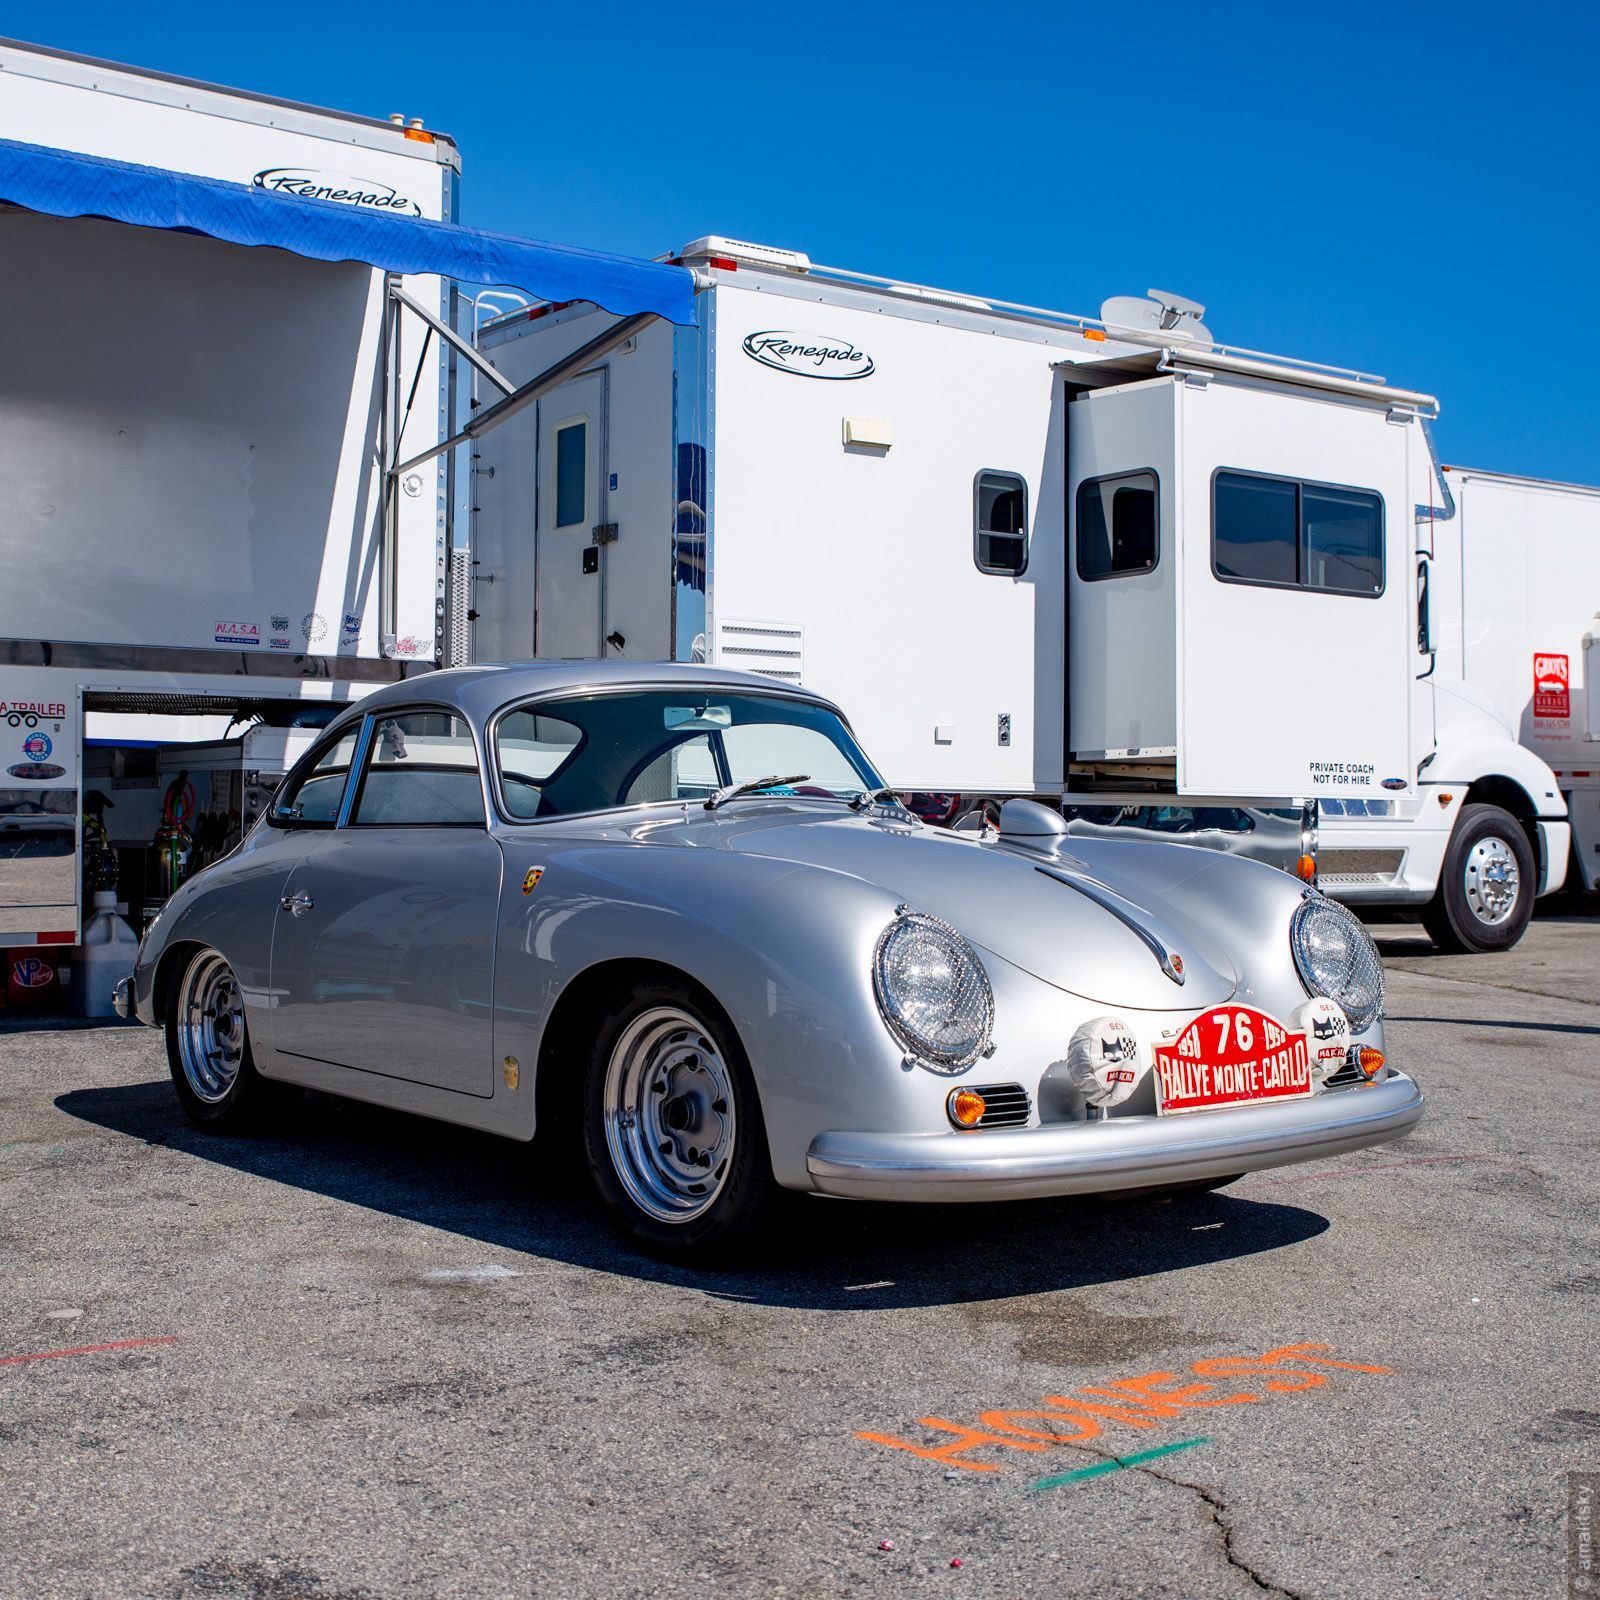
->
[805,1071,1424,1202]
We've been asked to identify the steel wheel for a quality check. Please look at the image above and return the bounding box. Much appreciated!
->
[174,951,247,1104]
[1463,834,1520,927]
[602,1005,738,1225]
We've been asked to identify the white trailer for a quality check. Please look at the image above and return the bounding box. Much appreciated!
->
[470,236,1574,950]
[0,38,693,959]
[1317,465,1598,940]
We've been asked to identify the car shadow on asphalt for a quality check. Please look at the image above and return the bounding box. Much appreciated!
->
[56,1078,1331,1312]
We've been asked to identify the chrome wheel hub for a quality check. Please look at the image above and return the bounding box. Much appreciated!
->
[1464,836,1520,926]
[175,951,246,1103]
[603,1006,736,1224]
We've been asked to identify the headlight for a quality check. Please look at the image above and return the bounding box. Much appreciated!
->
[873,912,995,1071]
[1290,895,1384,1031]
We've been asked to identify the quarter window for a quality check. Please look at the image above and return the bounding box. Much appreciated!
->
[1214,470,1383,596]
[1077,471,1159,580]
[349,712,485,827]
[271,730,360,826]
[974,471,1029,575]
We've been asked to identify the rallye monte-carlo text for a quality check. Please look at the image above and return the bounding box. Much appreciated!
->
[117,663,1423,1256]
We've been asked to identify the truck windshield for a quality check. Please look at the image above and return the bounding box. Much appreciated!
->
[493,690,884,820]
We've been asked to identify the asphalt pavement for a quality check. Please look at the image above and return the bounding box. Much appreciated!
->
[1,917,1595,1598]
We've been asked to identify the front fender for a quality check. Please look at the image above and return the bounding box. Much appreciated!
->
[493,840,928,1186]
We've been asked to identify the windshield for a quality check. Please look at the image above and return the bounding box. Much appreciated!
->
[493,689,884,820]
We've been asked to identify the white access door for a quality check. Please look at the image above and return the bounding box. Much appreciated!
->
[1174,381,1414,800]
[536,371,607,659]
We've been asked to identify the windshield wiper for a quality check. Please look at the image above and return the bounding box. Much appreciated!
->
[703,774,810,812]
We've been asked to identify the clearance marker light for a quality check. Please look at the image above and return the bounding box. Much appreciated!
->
[948,1088,987,1128]
[1296,854,1317,882]
[1357,1047,1385,1078]
[1082,328,1107,341]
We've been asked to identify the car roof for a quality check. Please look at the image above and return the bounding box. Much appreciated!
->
[331,659,839,731]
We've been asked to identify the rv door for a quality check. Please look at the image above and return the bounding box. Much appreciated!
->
[537,371,608,659]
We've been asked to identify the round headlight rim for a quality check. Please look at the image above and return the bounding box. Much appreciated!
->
[1289,892,1384,1033]
[872,910,996,1074]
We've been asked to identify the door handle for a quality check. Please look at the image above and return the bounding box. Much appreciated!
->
[280,891,314,917]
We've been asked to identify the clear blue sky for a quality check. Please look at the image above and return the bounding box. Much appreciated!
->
[10,2,1598,483]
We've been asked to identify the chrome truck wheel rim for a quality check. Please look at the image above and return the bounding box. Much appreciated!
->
[1464,836,1520,926]
[603,1006,737,1224]
[176,952,246,1103]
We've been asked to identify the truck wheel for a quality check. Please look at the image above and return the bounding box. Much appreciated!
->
[1421,803,1536,953]
[165,947,285,1129]
[583,978,779,1259]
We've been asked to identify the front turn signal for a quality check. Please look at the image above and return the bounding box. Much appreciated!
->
[1357,1047,1385,1078]
[948,1088,987,1128]
[1296,854,1317,882]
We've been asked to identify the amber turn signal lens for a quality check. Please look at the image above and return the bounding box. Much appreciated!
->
[1357,1047,1385,1078]
[1296,855,1317,882]
[948,1088,987,1128]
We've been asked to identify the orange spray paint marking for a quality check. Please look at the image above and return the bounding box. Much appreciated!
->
[856,1342,1392,1477]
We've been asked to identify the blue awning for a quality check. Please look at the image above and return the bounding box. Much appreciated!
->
[0,137,697,326]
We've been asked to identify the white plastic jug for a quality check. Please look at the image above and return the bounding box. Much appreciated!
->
[78,891,139,1019]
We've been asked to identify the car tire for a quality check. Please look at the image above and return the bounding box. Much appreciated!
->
[1421,803,1536,954]
[582,977,780,1258]
[165,947,285,1130]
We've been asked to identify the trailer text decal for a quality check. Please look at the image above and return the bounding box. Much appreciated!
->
[1533,652,1570,720]
[742,330,875,380]
[252,169,421,216]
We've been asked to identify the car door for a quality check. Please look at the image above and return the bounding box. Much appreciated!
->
[268,707,500,1097]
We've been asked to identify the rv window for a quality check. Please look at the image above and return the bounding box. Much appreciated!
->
[1076,472,1159,580]
[554,420,587,530]
[1213,470,1384,596]
[1214,472,1298,586]
[1303,484,1383,595]
[974,471,1029,575]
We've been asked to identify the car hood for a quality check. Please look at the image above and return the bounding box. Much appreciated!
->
[633,807,1241,1011]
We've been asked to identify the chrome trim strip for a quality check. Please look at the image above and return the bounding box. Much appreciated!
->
[1033,863,1187,985]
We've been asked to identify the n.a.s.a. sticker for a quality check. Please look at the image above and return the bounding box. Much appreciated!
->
[521,867,545,896]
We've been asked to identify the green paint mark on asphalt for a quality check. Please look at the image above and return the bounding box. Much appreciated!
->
[1029,1435,1212,1489]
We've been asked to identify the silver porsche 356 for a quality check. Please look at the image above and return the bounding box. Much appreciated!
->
[118,663,1423,1256]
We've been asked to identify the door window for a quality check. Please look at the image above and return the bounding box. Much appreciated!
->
[1077,471,1159,580]
[349,712,485,826]
[554,419,588,530]
[973,471,1029,575]
[270,729,361,826]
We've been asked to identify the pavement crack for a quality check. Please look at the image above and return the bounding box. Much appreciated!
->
[1133,1463,1304,1599]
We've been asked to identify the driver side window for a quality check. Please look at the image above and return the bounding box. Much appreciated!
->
[271,730,360,826]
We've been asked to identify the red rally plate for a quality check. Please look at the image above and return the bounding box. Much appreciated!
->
[1152,1004,1313,1116]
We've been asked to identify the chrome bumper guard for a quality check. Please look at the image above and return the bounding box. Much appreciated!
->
[112,974,134,1021]
[805,1072,1424,1202]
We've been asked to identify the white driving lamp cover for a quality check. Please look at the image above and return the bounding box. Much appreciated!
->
[1066,1016,1147,1107]
[1290,996,1351,1083]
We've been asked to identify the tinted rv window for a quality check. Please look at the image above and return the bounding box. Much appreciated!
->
[1076,472,1159,580]
[1213,471,1384,596]
[554,420,587,529]
[1214,472,1298,586]
[1303,484,1383,594]
[974,471,1029,575]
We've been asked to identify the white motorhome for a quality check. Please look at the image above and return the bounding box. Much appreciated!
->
[1318,465,1599,944]
[0,38,692,961]
[470,236,1567,947]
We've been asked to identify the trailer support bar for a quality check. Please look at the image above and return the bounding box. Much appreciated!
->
[391,312,658,477]
[389,284,515,397]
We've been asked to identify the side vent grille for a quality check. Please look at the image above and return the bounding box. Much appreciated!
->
[969,1083,1032,1128]
[716,618,805,684]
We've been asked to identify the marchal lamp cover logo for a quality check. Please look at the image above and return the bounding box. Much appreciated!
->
[741,330,875,380]
[252,168,421,217]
